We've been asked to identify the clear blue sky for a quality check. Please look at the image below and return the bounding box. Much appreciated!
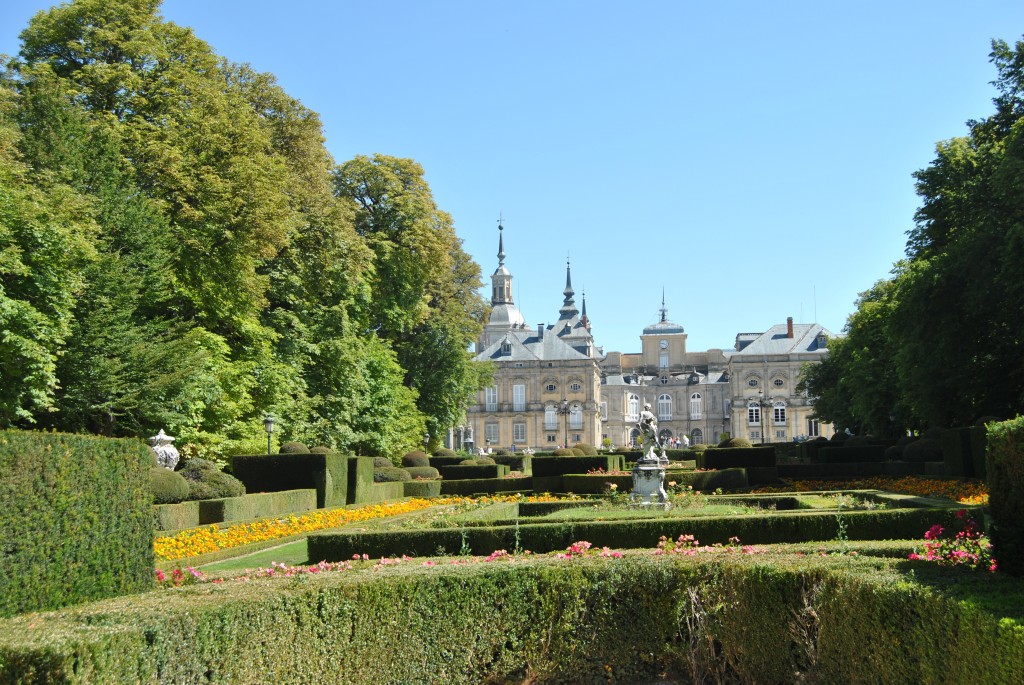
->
[3,1,1022,354]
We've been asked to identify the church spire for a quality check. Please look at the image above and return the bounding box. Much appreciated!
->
[559,256,578,319]
[581,287,590,331]
[497,216,506,267]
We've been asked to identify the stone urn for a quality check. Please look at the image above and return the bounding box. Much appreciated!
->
[149,429,180,470]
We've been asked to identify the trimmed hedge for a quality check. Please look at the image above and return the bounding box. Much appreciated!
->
[429,456,465,468]
[0,430,153,617]
[561,468,750,494]
[197,489,317,526]
[3,553,1023,683]
[153,500,201,532]
[347,457,375,504]
[362,482,405,503]
[231,452,348,508]
[817,445,887,464]
[437,464,509,480]
[492,454,532,474]
[439,477,532,496]
[403,466,440,480]
[308,507,977,561]
[403,480,442,498]
[700,446,776,469]
[531,455,626,477]
[987,416,1024,576]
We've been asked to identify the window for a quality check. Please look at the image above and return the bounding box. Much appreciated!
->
[773,401,787,424]
[659,350,669,369]
[775,429,787,439]
[544,405,558,430]
[750,430,761,440]
[513,423,526,443]
[572,434,581,442]
[627,394,640,422]
[747,400,761,425]
[545,383,557,393]
[485,423,499,444]
[689,392,702,420]
[660,376,669,385]
[569,403,583,429]
[748,378,759,387]
[500,341,512,355]
[600,402,608,420]
[569,381,582,393]
[658,394,672,421]
[659,428,673,443]
[691,428,704,445]
[807,418,820,437]
[513,384,526,412]
[485,386,498,412]
[547,434,557,443]
[629,428,641,447]
[773,378,784,388]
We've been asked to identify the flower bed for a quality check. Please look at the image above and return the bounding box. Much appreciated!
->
[752,476,988,504]
[154,494,558,562]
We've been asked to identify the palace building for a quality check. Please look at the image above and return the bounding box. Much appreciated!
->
[457,222,834,452]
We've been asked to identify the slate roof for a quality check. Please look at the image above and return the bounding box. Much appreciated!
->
[728,323,832,356]
[474,329,592,362]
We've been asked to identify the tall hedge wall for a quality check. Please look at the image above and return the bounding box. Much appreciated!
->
[1,554,1020,683]
[531,455,626,477]
[987,416,1024,576]
[0,430,154,617]
[700,446,776,469]
[231,453,348,508]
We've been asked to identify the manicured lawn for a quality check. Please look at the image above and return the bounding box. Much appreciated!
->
[201,539,310,572]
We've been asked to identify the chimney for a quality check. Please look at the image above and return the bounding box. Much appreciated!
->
[787,317,794,338]
[537,323,544,340]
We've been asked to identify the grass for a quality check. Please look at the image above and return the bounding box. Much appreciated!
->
[200,539,310,572]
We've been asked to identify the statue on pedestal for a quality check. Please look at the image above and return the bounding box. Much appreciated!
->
[637,403,667,464]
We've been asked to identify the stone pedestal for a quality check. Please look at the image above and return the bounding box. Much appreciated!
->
[631,461,669,508]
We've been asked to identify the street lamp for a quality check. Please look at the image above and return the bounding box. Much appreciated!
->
[263,414,275,455]
[757,390,773,445]
[423,432,430,453]
[556,399,571,448]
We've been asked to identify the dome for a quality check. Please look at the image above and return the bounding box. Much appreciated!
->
[488,303,526,328]
[643,319,685,335]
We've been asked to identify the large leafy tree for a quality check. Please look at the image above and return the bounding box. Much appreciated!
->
[335,155,488,441]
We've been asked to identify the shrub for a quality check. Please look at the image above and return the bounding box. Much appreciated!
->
[690,443,709,453]
[844,436,873,447]
[830,432,850,442]
[151,467,190,504]
[433,448,458,457]
[404,466,441,480]
[374,467,412,483]
[279,441,310,454]
[494,448,513,456]
[460,458,477,465]
[921,427,943,440]
[373,456,394,469]
[573,443,598,456]
[986,415,1024,576]
[553,448,575,456]
[475,456,496,465]
[570,448,585,456]
[884,444,904,460]
[310,446,331,454]
[402,451,430,468]
[178,459,245,500]
[902,438,943,462]
[718,437,752,449]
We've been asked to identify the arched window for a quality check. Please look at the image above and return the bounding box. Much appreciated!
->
[691,428,704,445]
[569,403,583,429]
[689,392,703,419]
[773,400,787,424]
[627,394,640,422]
[659,428,673,443]
[747,400,761,425]
[629,428,641,447]
[658,394,672,421]
[544,404,558,430]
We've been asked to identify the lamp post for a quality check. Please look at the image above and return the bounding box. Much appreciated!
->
[757,390,773,445]
[423,432,430,453]
[556,398,571,448]
[263,414,275,455]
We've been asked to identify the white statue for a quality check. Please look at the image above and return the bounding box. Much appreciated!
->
[149,429,180,470]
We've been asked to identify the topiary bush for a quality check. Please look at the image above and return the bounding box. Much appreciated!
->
[150,467,190,504]
[902,438,943,462]
[402,451,430,468]
[460,458,477,465]
[373,456,394,469]
[690,443,709,453]
[475,456,496,465]
[494,448,513,456]
[404,466,441,480]
[433,448,457,457]
[830,432,850,442]
[279,441,310,454]
[310,446,331,454]
[718,437,753,449]
[374,467,412,483]
[178,459,245,501]
[573,443,598,456]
